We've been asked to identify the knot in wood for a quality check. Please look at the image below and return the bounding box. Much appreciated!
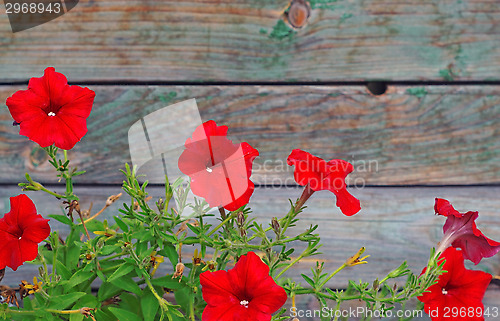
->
[286,0,311,28]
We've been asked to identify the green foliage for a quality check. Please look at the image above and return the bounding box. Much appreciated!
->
[5,148,445,321]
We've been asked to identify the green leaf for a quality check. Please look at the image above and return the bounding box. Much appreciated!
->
[107,263,134,283]
[159,244,178,267]
[301,274,315,288]
[120,293,142,315]
[55,260,72,279]
[47,292,87,310]
[67,270,94,289]
[96,267,107,282]
[23,297,34,310]
[108,307,142,321]
[65,243,81,269]
[97,282,121,302]
[69,312,84,321]
[114,216,129,232]
[110,277,142,296]
[93,309,117,321]
[141,289,160,320]
[48,214,73,225]
[174,286,191,314]
[150,276,184,290]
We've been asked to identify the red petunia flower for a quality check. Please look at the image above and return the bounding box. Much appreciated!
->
[286,149,360,216]
[178,120,259,211]
[6,67,95,150]
[418,247,491,321]
[0,194,50,271]
[200,251,287,321]
[435,198,500,265]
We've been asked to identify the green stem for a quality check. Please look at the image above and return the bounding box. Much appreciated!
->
[319,263,347,288]
[63,150,74,198]
[332,301,342,321]
[46,309,81,315]
[275,252,307,279]
[39,186,66,199]
[188,265,198,321]
[99,252,126,262]
[207,212,234,237]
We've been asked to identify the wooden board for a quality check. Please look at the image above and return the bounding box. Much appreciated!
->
[2,186,499,289]
[2,0,500,82]
[0,85,499,185]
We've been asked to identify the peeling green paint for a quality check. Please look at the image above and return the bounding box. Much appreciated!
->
[406,87,428,98]
[159,91,177,103]
[269,20,296,41]
[339,13,353,23]
[439,68,454,81]
[309,0,340,10]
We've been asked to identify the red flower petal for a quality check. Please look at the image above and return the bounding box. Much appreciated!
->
[200,252,287,321]
[418,248,491,321]
[178,120,259,211]
[435,198,500,264]
[287,149,361,216]
[6,67,95,150]
[0,194,50,271]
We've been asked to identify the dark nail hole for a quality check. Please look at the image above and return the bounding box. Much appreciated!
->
[366,82,388,96]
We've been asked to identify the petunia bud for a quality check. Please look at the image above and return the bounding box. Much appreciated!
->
[372,279,379,291]
[272,217,280,235]
[386,261,409,279]
[156,198,165,212]
[237,211,245,226]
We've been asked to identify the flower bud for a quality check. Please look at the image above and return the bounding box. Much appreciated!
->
[272,217,280,234]
[237,212,245,226]
[386,261,409,279]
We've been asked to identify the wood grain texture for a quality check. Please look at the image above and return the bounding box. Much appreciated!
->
[1,0,500,81]
[1,186,499,289]
[0,85,499,185]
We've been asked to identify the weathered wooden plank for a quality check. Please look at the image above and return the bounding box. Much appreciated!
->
[0,85,499,185]
[2,186,499,289]
[2,0,500,81]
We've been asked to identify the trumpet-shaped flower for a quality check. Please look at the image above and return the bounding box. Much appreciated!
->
[0,194,50,271]
[178,120,259,211]
[287,149,360,216]
[200,252,287,321]
[435,198,500,264]
[418,247,491,321]
[6,67,95,150]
